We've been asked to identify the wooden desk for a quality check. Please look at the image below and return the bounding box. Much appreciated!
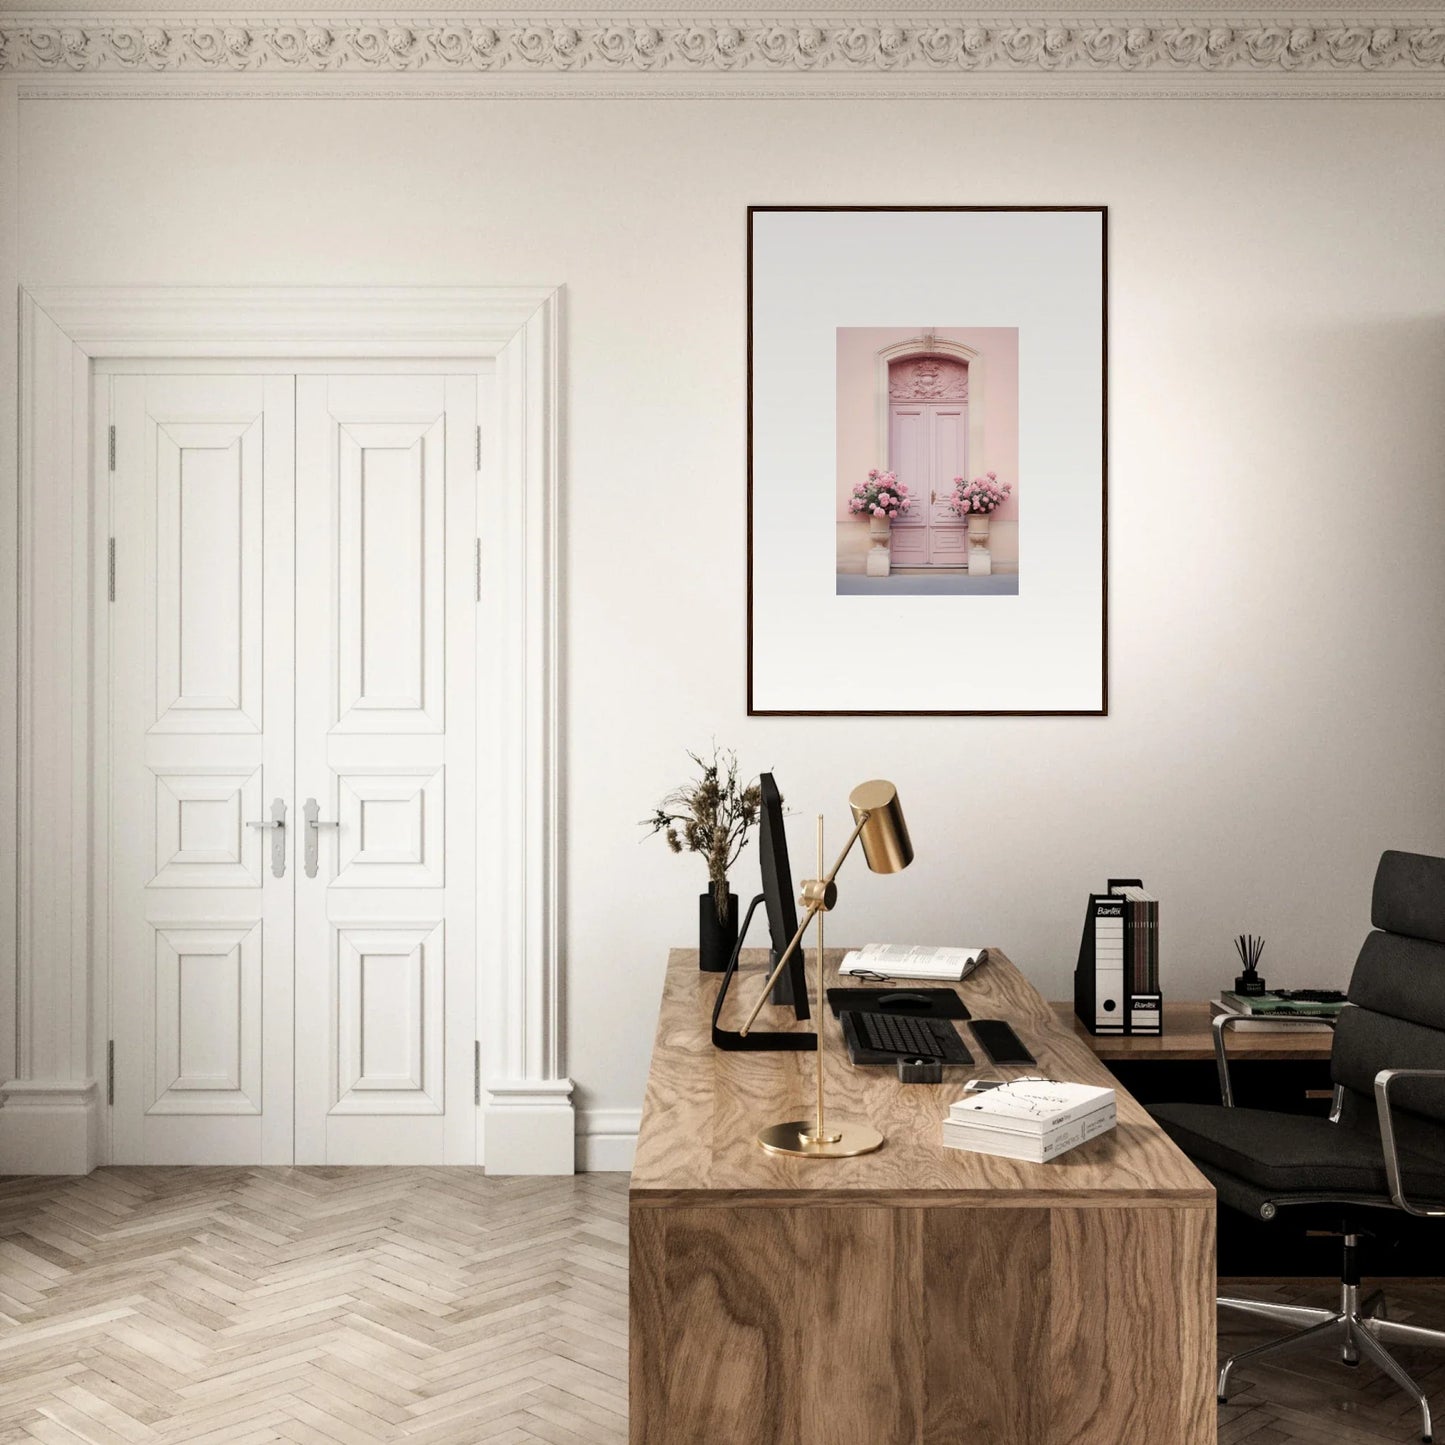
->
[630,949,1215,1445]
[1053,999,1334,1063]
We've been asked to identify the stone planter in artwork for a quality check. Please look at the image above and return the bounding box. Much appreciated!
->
[967,513,992,576]
[866,515,892,577]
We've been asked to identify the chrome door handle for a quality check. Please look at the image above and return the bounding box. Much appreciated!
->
[303,797,340,880]
[247,797,288,878]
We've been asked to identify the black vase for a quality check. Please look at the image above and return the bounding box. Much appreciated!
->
[699,888,740,972]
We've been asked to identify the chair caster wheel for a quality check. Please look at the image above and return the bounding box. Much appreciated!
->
[1343,1358,1360,1368]
[1217,1397,1227,1405]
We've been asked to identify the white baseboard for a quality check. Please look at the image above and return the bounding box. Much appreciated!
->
[576,1108,640,1173]
[483,1079,576,1175]
[0,1080,100,1175]
[0,1081,635,1176]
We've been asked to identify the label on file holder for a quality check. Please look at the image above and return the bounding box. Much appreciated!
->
[1094,907,1124,1031]
[1130,995,1161,1033]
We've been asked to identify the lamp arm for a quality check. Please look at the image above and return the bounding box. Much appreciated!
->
[818,811,871,891]
[738,812,871,1038]
[737,901,821,1039]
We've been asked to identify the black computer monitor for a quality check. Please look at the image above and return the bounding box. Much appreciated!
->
[758,773,810,1020]
[709,771,815,1051]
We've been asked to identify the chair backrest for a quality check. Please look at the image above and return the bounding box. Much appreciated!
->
[1331,850,1445,1133]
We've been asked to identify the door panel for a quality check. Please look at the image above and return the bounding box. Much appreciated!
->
[294,375,478,1164]
[336,419,445,732]
[887,404,927,565]
[110,375,295,1164]
[930,405,968,512]
[888,400,970,567]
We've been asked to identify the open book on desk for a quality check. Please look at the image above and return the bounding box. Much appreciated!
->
[839,943,987,982]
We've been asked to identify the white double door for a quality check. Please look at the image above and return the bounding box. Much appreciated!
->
[108,369,481,1165]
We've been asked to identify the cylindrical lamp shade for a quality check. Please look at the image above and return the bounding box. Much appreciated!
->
[848,780,914,874]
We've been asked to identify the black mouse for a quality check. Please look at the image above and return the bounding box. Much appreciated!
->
[878,992,933,1010]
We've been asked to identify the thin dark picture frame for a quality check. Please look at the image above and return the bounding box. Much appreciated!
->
[746,204,1109,718]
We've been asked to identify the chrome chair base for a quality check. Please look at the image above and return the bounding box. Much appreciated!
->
[1219,1279,1445,1443]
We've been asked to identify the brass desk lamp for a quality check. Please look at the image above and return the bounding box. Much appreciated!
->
[738,779,913,1158]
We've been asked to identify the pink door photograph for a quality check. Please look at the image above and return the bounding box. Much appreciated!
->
[835,327,1019,597]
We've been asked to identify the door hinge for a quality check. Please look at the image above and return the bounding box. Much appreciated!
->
[475,424,482,472]
[107,425,116,472]
[106,1040,115,1106]
[474,1041,481,1106]
[107,538,116,602]
[474,538,482,602]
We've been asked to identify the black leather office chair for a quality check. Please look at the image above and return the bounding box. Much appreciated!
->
[1150,849,1445,1443]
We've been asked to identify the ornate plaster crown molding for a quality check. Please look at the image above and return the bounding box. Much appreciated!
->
[3,11,1445,84]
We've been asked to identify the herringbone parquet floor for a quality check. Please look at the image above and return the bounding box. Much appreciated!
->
[1219,1277,1445,1445]
[0,1169,629,1445]
[0,1168,1442,1444]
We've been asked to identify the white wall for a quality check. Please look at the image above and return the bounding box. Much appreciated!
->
[14,95,1445,1153]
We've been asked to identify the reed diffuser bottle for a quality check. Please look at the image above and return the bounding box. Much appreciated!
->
[1234,934,1267,996]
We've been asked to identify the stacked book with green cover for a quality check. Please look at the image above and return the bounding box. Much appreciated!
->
[1210,991,1344,1033]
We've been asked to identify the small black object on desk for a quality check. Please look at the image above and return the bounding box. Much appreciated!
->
[896,1058,944,1083]
[1234,932,1267,996]
[970,1018,1036,1066]
[826,986,969,1021]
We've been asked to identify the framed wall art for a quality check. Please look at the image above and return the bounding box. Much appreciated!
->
[747,205,1108,716]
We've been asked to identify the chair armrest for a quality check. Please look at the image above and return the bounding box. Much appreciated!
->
[1374,1068,1445,1218]
[1212,1011,1338,1108]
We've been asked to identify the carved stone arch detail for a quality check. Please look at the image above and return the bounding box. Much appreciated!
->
[875,336,985,477]
[888,353,969,402]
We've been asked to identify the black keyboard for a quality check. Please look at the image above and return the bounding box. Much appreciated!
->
[842,1010,973,1064]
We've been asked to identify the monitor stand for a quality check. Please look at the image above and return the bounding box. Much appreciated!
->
[711,894,816,1053]
[769,947,805,1008]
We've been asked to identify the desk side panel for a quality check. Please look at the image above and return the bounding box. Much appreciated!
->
[630,1198,1214,1445]
[922,1207,1051,1444]
[1049,1205,1216,1445]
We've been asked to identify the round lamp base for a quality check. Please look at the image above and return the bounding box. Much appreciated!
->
[756,1119,884,1158]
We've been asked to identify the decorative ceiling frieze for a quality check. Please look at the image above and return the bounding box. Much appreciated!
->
[3,12,1445,88]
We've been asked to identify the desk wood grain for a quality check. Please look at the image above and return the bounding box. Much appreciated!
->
[629,949,1216,1445]
[631,948,1213,1207]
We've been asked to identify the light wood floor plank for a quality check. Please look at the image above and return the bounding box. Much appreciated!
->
[2,1170,1443,1443]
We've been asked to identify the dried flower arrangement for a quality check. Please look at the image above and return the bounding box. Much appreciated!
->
[948,471,1013,516]
[643,747,763,923]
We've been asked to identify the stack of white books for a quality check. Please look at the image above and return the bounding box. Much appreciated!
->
[942,1080,1117,1163]
[838,943,986,982]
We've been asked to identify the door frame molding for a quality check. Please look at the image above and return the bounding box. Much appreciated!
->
[2,285,571,1175]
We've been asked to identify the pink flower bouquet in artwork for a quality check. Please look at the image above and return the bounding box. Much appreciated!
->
[948,471,1012,517]
[849,469,912,521]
